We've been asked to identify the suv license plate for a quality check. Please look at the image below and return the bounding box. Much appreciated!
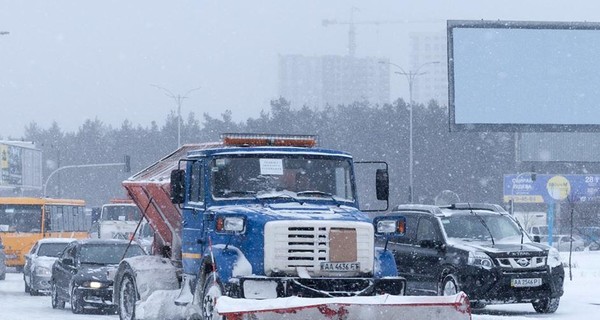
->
[320,262,360,272]
[511,278,542,287]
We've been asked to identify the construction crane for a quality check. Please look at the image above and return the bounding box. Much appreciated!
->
[322,9,441,56]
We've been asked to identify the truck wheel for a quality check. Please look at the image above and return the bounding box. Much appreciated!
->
[118,273,139,320]
[532,297,560,313]
[115,262,140,320]
[51,283,65,309]
[440,274,460,296]
[194,272,224,320]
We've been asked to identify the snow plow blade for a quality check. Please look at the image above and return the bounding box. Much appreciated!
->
[216,292,471,320]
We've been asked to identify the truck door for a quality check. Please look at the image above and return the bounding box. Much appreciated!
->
[182,160,207,274]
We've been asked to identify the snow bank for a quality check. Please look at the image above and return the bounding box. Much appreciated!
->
[136,289,186,320]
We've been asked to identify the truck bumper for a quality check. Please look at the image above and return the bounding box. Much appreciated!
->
[230,276,405,299]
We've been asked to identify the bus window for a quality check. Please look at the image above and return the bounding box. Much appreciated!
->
[0,205,42,232]
[50,206,64,231]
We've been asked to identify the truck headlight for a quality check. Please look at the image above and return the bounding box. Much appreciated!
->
[216,216,246,233]
[468,251,493,269]
[34,266,51,276]
[374,216,406,236]
[547,247,562,268]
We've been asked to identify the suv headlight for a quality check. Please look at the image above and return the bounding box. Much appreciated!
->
[34,266,51,276]
[547,247,562,268]
[468,251,493,269]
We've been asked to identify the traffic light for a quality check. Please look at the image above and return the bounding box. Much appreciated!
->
[124,155,131,173]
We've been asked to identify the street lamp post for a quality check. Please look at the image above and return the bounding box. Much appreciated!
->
[381,60,440,203]
[151,85,201,148]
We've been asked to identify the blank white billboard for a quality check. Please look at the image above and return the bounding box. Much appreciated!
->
[448,20,600,132]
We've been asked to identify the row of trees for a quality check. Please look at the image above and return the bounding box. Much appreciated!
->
[13,98,516,208]
[9,97,600,230]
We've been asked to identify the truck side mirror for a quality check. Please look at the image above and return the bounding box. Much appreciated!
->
[375,169,389,201]
[170,169,186,204]
[533,235,541,243]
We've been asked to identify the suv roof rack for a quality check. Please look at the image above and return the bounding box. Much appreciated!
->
[441,203,507,213]
[394,204,443,215]
[394,203,508,215]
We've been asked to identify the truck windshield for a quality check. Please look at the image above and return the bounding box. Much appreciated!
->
[101,205,141,222]
[210,155,355,202]
[441,213,524,243]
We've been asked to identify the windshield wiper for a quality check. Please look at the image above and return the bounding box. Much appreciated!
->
[80,261,107,265]
[257,193,303,204]
[467,203,495,246]
[508,214,527,245]
[223,190,257,197]
[296,191,341,206]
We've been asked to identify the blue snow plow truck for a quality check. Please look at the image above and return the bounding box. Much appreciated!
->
[113,133,471,320]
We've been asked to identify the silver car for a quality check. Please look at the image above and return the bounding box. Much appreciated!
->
[540,235,585,252]
[24,238,75,295]
[0,237,6,280]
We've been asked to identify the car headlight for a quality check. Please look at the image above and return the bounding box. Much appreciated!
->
[468,251,493,269]
[82,281,106,289]
[547,247,562,268]
[34,266,51,276]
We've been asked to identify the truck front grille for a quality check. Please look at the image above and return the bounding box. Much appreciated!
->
[264,221,374,277]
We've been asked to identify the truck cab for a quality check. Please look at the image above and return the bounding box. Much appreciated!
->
[90,201,142,240]
[114,134,408,320]
[172,135,403,301]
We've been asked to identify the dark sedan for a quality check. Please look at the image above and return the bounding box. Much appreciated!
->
[50,239,146,314]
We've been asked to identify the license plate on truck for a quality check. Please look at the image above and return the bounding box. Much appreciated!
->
[320,262,360,272]
[511,278,542,287]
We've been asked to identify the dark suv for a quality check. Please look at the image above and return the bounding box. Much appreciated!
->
[385,203,564,313]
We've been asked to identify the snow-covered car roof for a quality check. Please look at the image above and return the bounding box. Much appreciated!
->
[34,238,77,245]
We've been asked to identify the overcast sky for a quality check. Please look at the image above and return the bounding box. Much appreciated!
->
[2,0,600,138]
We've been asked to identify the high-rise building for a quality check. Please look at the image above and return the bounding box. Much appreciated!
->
[278,55,390,108]
[409,31,448,106]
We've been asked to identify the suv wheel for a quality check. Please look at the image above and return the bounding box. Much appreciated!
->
[532,297,560,313]
[440,274,460,296]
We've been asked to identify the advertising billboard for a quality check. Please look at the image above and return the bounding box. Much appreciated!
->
[0,141,42,190]
[504,174,600,203]
[448,20,600,132]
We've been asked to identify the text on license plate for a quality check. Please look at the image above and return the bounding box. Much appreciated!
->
[511,278,542,287]
[320,262,360,272]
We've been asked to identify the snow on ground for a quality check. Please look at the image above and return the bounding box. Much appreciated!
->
[0,251,599,319]
[473,250,600,320]
[0,270,117,320]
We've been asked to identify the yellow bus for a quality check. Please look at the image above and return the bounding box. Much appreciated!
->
[0,197,89,270]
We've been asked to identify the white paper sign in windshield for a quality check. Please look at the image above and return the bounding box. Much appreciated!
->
[448,20,600,132]
[259,159,283,175]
